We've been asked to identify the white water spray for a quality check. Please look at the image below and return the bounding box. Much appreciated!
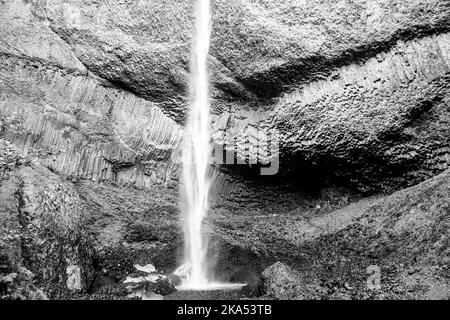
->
[176,0,246,292]
[179,0,212,288]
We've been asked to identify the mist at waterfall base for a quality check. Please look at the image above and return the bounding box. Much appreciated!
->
[174,0,245,292]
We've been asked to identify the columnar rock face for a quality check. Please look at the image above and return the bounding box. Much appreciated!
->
[1,0,449,193]
[220,33,450,193]
[1,0,184,191]
[1,55,182,189]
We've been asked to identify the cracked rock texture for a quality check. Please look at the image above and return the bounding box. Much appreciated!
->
[0,139,94,297]
[1,0,449,193]
[220,33,450,193]
[0,55,182,189]
[215,169,450,299]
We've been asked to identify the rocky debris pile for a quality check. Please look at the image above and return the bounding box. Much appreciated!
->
[0,263,47,300]
[0,140,26,179]
[219,169,450,300]
[124,264,178,300]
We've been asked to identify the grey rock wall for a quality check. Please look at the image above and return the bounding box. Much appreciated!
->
[1,0,449,194]
[0,54,181,189]
[1,0,449,300]
[220,33,450,192]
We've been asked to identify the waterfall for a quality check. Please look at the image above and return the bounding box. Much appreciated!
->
[179,0,212,288]
[175,0,246,292]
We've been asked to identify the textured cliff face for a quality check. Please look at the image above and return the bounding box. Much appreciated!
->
[221,33,450,193]
[44,0,450,102]
[1,0,450,299]
[213,169,450,299]
[1,0,449,193]
[0,140,95,297]
[0,55,182,189]
[1,0,184,191]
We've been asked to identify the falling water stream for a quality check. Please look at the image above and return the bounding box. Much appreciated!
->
[176,0,245,292]
[178,0,212,289]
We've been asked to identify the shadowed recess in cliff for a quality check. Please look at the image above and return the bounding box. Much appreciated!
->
[213,33,450,194]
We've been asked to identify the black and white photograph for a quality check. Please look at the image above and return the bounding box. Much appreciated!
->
[0,0,449,310]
